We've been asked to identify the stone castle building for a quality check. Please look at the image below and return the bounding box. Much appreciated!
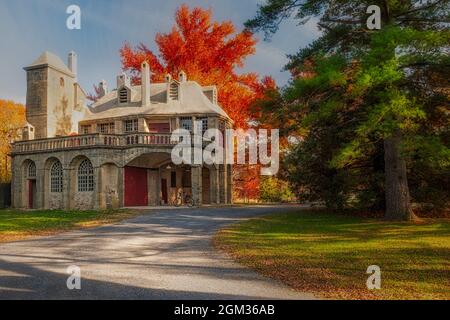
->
[11,51,233,210]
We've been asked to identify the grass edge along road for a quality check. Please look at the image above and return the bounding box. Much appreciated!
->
[0,209,139,243]
[214,210,450,300]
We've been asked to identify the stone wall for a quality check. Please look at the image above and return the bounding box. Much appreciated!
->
[48,192,63,209]
[47,67,76,137]
[100,163,120,209]
[11,145,232,209]
[147,170,159,206]
[73,191,94,210]
[26,68,48,139]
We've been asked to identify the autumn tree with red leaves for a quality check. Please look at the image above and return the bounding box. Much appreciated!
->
[114,5,277,201]
[119,4,275,129]
[86,84,103,103]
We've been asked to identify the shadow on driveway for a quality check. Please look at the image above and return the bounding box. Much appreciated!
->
[0,205,316,300]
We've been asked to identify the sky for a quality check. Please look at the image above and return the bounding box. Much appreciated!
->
[0,0,321,103]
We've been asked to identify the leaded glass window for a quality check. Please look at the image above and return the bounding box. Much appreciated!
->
[50,161,63,193]
[77,159,94,192]
[180,117,192,132]
[28,162,36,178]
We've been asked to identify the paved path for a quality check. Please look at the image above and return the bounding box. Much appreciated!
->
[0,205,316,300]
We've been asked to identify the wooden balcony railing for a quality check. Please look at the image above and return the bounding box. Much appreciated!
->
[12,133,178,154]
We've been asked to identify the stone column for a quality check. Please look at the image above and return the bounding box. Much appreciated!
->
[227,164,233,204]
[11,158,20,208]
[210,165,220,204]
[63,165,73,210]
[114,120,123,134]
[219,164,226,204]
[192,116,197,134]
[157,167,162,205]
[117,166,125,208]
[138,118,148,132]
[42,166,49,209]
[191,165,202,206]
[93,166,102,209]
[35,160,45,209]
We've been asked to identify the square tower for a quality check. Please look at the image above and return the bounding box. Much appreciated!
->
[24,51,79,138]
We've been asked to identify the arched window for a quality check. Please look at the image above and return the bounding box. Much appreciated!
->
[50,161,63,193]
[27,162,36,178]
[77,159,94,192]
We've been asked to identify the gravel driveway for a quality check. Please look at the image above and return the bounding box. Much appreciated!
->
[0,205,316,300]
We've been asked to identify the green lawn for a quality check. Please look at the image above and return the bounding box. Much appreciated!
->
[214,210,450,300]
[0,209,139,243]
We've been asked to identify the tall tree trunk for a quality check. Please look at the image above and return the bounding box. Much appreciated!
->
[384,131,416,221]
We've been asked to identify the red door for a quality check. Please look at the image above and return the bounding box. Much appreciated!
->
[28,180,35,209]
[161,179,168,204]
[124,167,148,207]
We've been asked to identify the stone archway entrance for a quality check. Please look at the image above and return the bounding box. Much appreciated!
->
[123,152,196,207]
[121,151,231,207]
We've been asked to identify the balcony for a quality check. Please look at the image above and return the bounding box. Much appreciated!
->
[12,133,178,154]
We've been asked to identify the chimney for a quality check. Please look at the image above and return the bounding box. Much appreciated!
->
[178,70,187,83]
[117,72,130,88]
[98,80,108,98]
[141,61,151,106]
[68,51,77,81]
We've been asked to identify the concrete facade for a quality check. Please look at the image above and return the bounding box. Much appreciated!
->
[11,52,233,210]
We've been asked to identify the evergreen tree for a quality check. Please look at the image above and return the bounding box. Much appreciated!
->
[247,1,450,220]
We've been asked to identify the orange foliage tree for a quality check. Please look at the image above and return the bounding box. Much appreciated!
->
[119,4,275,129]
[119,5,276,201]
[0,100,26,182]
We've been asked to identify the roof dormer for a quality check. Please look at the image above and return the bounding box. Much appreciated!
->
[202,86,218,105]
[118,87,130,104]
[165,73,180,102]
[117,72,131,104]
[169,81,180,101]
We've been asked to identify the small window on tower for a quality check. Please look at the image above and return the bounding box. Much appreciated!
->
[60,77,65,87]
